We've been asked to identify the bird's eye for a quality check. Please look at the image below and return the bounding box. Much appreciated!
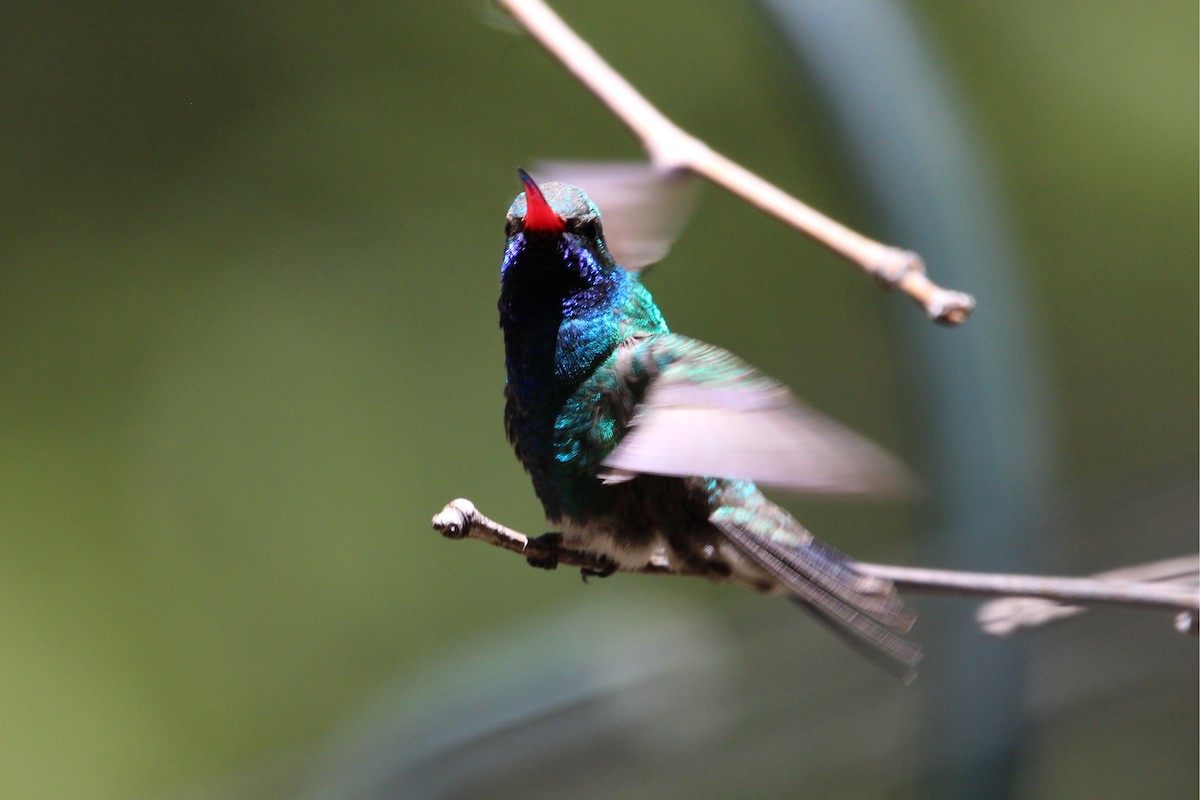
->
[505,218,521,237]
[574,219,599,238]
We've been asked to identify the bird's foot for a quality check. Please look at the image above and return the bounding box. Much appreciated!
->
[580,558,618,583]
[526,532,562,571]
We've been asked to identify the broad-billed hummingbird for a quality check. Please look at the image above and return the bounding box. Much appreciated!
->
[499,169,920,674]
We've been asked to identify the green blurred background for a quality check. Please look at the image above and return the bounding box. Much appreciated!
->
[0,2,1195,798]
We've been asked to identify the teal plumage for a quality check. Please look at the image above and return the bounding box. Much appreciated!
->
[499,171,919,673]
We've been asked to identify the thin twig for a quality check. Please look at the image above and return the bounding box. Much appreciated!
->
[432,498,1200,634]
[855,561,1199,612]
[495,0,976,324]
[974,556,1200,635]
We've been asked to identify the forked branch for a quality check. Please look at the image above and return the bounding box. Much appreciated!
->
[495,0,975,324]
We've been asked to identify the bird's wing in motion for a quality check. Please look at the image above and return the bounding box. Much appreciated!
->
[601,335,914,496]
[532,161,697,271]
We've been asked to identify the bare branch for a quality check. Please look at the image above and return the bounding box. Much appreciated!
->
[494,0,975,324]
[432,498,1200,636]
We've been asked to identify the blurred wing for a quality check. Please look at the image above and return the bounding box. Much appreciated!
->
[601,337,914,496]
[534,160,697,271]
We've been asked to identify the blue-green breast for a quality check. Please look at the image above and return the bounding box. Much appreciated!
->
[499,229,667,521]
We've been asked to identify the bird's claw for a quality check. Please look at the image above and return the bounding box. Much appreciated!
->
[526,532,562,571]
[580,559,618,583]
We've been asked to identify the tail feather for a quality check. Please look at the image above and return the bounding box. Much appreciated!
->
[710,512,922,677]
[794,597,920,684]
[797,535,916,631]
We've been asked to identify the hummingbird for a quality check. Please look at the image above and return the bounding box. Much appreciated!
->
[499,168,920,674]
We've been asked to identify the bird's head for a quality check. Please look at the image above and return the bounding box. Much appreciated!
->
[505,168,606,248]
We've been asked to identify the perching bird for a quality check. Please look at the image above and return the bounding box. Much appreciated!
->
[499,168,920,674]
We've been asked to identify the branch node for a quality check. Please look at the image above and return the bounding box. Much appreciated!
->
[925,288,977,325]
[871,247,925,288]
[432,497,476,539]
[645,132,707,173]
